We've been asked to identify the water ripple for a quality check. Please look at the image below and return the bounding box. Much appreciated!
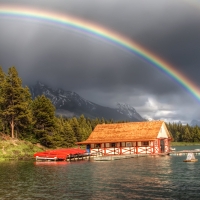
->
[0,153,200,199]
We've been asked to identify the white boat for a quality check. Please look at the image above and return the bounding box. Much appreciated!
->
[183,153,198,162]
[170,147,176,151]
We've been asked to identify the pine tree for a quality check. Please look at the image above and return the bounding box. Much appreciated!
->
[32,94,56,146]
[54,117,76,147]
[78,115,92,141]
[64,121,76,147]
[182,126,192,142]
[90,118,99,130]
[70,117,82,142]
[174,131,180,142]
[0,67,33,138]
[193,126,200,142]
[0,67,6,132]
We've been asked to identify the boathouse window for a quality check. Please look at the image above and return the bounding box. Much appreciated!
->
[121,142,125,147]
[142,141,149,146]
[110,143,116,147]
[126,142,132,147]
[105,143,109,148]
[95,144,100,148]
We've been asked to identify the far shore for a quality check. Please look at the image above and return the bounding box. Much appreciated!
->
[171,142,200,146]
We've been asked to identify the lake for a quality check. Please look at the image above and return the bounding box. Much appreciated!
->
[0,145,200,200]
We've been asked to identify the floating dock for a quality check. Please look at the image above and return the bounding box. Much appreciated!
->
[169,150,200,156]
[34,148,200,162]
[94,154,150,161]
[94,150,200,161]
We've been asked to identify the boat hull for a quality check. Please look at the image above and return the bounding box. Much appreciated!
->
[183,159,198,162]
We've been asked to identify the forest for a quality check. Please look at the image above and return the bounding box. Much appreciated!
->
[0,66,200,148]
[166,123,200,143]
[0,66,123,148]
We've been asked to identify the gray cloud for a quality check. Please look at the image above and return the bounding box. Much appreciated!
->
[0,0,200,123]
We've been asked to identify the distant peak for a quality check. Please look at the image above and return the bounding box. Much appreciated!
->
[35,81,46,87]
[116,102,136,111]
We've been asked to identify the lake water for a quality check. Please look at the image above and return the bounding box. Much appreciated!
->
[0,145,200,200]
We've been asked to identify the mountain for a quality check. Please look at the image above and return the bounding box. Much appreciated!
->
[190,119,200,127]
[29,82,145,122]
[116,103,144,121]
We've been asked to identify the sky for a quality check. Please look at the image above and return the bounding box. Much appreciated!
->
[0,0,200,124]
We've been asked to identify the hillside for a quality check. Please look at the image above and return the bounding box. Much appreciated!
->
[0,134,45,161]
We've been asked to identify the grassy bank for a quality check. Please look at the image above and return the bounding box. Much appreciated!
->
[0,139,46,161]
[171,142,200,146]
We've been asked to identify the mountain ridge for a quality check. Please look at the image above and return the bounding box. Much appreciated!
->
[190,119,200,127]
[30,82,145,122]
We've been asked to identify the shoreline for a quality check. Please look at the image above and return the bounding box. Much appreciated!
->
[0,139,45,162]
[171,142,200,146]
[1,140,200,161]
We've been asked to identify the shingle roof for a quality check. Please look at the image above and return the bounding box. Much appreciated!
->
[77,121,171,144]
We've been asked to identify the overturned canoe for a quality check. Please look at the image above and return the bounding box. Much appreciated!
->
[34,148,87,161]
[183,153,198,162]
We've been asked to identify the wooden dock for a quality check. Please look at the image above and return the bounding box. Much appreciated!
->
[93,154,149,161]
[35,150,200,162]
[94,150,200,161]
[169,150,200,156]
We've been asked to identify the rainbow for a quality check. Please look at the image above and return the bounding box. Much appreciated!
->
[0,5,200,101]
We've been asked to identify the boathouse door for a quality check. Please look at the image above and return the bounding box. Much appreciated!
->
[160,139,165,153]
[86,144,90,153]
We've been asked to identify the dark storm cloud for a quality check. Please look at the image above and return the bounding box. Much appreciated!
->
[1,17,180,95]
[0,0,200,123]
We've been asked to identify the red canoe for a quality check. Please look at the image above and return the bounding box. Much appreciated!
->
[34,148,87,161]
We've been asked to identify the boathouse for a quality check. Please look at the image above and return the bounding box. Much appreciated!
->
[77,121,172,155]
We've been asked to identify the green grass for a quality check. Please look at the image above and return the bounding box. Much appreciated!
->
[171,142,200,146]
[0,140,46,161]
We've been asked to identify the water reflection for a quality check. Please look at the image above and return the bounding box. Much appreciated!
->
[34,161,69,166]
[0,149,200,199]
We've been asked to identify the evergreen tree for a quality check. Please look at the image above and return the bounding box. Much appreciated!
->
[182,126,192,142]
[100,117,105,124]
[15,86,33,139]
[32,95,56,146]
[64,121,76,147]
[78,114,92,141]
[54,117,76,147]
[90,118,100,130]
[174,131,181,142]
[70,117,82,142]
[193,126,200,142]
[0,67,32,138]
[0,67,6,132]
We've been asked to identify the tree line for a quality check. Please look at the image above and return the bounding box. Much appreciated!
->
[166,122,200,142]
[0,66,125,148]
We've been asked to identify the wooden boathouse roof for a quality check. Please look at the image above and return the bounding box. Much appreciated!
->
[77,121,171,144]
